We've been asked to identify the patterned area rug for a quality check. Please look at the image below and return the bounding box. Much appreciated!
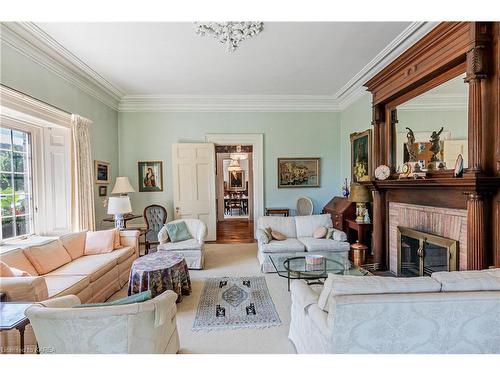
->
[193,276,281,331]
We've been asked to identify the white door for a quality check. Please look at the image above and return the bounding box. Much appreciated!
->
[171,143,217,241]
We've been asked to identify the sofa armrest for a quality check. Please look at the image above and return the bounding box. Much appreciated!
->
[196,223,207,244]
[290,280,320,311]
[0,276,49,302]
[120,230,140,258]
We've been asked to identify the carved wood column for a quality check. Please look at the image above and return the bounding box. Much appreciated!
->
[466,192,487,269]
[465,45,488,173]
[371,189,385,270]
[371,104,385,172]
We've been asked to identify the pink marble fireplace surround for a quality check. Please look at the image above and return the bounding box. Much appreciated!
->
[388,202,468,274]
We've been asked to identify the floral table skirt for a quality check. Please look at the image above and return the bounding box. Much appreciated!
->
[128,252,192,302]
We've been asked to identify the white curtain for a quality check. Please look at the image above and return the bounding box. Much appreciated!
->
[70,114,96,231]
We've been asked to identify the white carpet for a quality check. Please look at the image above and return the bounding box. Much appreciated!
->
[110,243,296,354]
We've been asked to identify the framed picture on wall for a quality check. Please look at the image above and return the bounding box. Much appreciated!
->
[228,170,245,191]
[98,185,107,197]
[277,157,320,188]
[350,130,372,182]
[137,161,163,192]
[94,160,111,184]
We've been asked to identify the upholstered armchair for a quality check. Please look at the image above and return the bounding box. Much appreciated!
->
[25,290,180,354]
[157,219,207,269]
[143,205,168,253]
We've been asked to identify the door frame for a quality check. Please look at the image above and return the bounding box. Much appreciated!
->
[205,133,264,237]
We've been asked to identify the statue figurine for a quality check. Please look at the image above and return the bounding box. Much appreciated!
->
[430,126,444,162]
[405,127,418,162]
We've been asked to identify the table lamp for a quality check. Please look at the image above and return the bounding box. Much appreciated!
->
[348,183,372,223]
[111,176,135,196]
[107,196,132,229]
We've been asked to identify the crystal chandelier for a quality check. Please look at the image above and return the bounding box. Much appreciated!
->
[230,145,248,161]
[194,22,264,53]
[227,159,242,172]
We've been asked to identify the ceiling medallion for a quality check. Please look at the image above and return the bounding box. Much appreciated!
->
[194,22,264,53]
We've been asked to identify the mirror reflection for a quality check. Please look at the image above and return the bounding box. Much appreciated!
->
[396,73,468,171]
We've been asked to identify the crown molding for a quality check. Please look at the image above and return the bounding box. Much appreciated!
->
[119,95,341,112]
[0,22,122,110]
[398,94,468,111]
[1,21,438,113]
[335,22,439,110]
[0,84,71,128]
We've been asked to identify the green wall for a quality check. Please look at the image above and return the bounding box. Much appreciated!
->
[0,43,120,225]
[118,112,342,219]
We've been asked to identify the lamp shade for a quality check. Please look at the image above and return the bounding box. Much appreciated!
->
[107,196,132,215]
[348,183,372,203]
[111,177,135,195]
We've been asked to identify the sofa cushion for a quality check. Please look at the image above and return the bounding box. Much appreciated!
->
[23,240,72,275]
[260,238,306,253]
[60,231,87,260]
[94,246,135,264]
[313,226,327,239]
[257,216,297,238]
[84,230,115,255]
[157,239,202,251]
[158,225,170,244]
[75,290,152,308]
[295,214,333,238]
[166,221,192,243]
[0,248,39,276]
[432,269,500,292]
[112,228,121,249]
[0,261,15,277]
[44,275,90,298]
[298,237,350,252]
[271,230,286,241]
[317,274,442,312]
[46,254,117,282]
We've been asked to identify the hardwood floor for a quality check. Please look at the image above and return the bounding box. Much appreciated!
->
[212,219,256,244]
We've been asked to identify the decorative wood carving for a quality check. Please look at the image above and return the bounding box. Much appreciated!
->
[364,22,500,270]
[466,192,487,269]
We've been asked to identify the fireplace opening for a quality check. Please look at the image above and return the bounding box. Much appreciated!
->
[397,226,458,277]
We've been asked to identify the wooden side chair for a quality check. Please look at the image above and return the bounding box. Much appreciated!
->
[143,204,167,254]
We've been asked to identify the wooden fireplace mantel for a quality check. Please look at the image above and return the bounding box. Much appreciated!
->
[364,22,500,270]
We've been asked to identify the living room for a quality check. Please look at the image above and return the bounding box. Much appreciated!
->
[1,0,499,373]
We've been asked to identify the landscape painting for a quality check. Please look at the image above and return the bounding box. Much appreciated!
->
[277,158,320,188]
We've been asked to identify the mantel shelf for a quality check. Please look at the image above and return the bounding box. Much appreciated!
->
[364,176,500,192]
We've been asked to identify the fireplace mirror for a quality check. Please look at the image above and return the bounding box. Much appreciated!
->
[397,226,458,277]
[394,73,469,171]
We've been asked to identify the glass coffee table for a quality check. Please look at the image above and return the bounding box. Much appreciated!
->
[269,252,371,291]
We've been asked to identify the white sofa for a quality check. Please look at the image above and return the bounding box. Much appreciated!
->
[157,219,207,270]
[289,269,500,354]
[25,290,180,354]
[257,214,350,273]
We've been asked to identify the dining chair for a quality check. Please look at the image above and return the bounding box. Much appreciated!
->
[296,196,314,216]
[143,204,167,253]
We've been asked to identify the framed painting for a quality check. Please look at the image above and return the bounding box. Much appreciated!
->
[228,170,245,190]
[98,185,107,197]
[94,160,111,184]
[138,161,163,192]
[277,158,320,188]
[350,130,372,182]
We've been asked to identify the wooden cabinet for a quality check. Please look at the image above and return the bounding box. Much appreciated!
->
[322,197,355,233]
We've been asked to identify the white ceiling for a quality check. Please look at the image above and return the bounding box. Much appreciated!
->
[35,22,410,96]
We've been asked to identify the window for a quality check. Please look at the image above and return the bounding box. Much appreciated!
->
[1,126,34,240]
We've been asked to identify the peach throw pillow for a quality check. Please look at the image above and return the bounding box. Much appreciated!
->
[84,230,115,255]
[271,230,286,241]
[313,226,327,239]
[0,261,15,277]
[23,241,72,275]
[112,228,121,249]
[60,231,87,260]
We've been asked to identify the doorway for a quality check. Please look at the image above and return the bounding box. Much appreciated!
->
[215,144,255,243]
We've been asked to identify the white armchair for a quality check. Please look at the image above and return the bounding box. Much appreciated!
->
[157,219,207,269]
[25,291,180,354]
